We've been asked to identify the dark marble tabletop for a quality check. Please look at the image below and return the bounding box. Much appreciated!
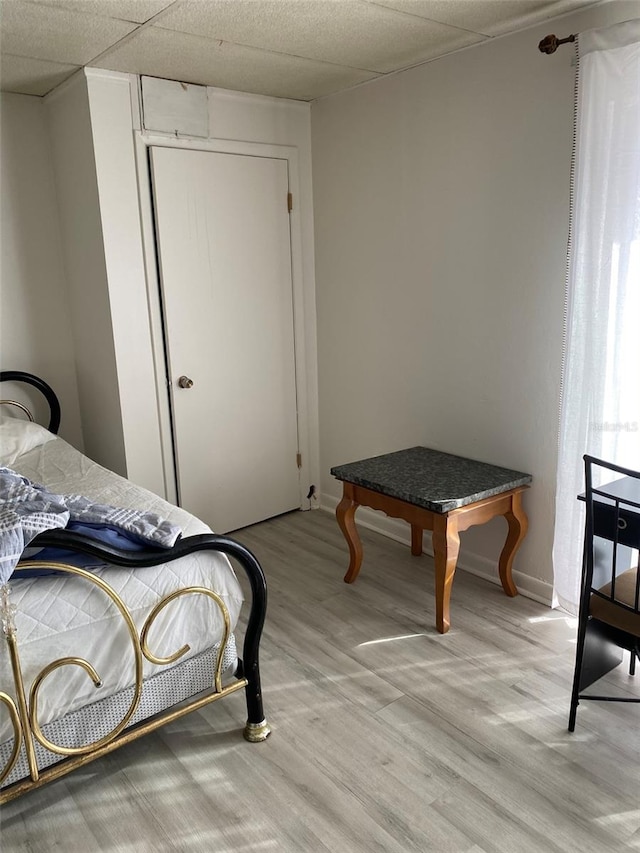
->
[331,446,532,513]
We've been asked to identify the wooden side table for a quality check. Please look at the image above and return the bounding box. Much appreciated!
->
[331,447,532,634]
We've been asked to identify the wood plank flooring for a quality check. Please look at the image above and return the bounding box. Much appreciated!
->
[2,509,639,852]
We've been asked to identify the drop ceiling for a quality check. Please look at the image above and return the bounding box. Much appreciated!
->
[1,0,600,101]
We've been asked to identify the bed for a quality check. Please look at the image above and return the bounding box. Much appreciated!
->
[0,371,270,804]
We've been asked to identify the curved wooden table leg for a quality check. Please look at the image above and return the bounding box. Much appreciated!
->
[498,490,527,597]
[336,493,363,583]
[411,524,423,556]
[432,515,460,634]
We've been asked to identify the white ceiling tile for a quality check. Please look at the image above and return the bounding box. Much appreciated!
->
[93,25,379,99]
[0,52,79,95]
[0,1,137,64]
[368,0,598,37]
[0,0,605,99]
[156,0,486,73]
[31,0,177,24]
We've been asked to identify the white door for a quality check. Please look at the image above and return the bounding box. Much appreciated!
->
[150,146,300,532]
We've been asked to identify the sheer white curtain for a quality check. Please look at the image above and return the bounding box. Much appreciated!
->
[553,19,640,614]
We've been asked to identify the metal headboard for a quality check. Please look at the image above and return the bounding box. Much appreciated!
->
[0,371,61,434]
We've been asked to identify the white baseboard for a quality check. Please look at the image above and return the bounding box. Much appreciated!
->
[319,494,553,607]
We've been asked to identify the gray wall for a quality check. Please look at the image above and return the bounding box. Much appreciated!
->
[311,1,638,601]
[0,92,83,448]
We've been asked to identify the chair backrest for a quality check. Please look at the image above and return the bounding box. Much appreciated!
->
[583,455,640,641]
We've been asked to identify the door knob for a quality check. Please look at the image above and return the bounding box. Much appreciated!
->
[177,375,194,389]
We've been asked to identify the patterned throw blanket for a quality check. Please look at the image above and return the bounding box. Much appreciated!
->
[0,467,182,584]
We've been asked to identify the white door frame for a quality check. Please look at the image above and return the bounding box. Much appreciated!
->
[134,131,313,510]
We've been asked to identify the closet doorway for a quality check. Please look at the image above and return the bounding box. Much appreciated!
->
[150,146,301,533]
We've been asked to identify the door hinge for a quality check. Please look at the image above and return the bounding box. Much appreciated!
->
[287,192,293,212]
[296,452,302,469]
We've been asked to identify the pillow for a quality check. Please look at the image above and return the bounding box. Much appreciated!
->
[0,417,56,466]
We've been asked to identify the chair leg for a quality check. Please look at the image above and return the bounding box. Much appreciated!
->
[568,650,583,732]
[568,695,579,732]
[630,648,638,677]
[568,615,590,733]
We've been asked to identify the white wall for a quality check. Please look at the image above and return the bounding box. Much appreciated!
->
[311,1,638,603]
[85,70,166,495]
[0,93,83,448]
[46,73,128,476]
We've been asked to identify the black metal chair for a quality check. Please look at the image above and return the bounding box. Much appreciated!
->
[568,455,640,731]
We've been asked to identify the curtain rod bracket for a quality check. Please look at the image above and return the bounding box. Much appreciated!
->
[538,33,576,54]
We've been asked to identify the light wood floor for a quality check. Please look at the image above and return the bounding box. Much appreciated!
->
[2,510,639,852]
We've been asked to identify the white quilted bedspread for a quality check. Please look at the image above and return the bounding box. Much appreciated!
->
[0,433,244,743]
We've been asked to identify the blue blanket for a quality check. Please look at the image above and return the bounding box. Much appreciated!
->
[0,467,182,584]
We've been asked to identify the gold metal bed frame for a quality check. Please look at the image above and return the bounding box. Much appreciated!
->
[0,371,271,803]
